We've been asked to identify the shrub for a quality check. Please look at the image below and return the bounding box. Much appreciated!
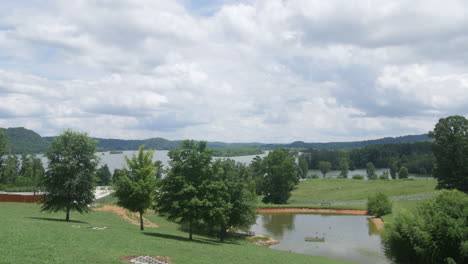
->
[398,166,409,179]
[367,192,392,217]
[382,190,467,264]
[308,173,319,179]
[352,174,364,180]
[379,171,389,180]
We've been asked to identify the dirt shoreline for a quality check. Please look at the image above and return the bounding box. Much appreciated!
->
[369,217,385,232]
[256,208,368,215]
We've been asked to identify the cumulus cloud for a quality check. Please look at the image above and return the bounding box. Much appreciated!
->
[0,0,467,142]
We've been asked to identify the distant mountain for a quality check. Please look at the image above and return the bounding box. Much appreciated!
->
[4,127,431,154]
[0,127,50,154]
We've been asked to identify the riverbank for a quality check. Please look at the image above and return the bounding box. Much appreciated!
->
[257,208,368,215]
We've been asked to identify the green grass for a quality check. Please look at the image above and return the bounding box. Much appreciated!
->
[0,202,354,264]
[305,237,325,242]
[381,199,425,223]
[290,178,437,201]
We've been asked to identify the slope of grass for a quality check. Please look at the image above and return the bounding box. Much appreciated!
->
[0,202,353,264]
[290,178,437,201]
[380,199,424,223]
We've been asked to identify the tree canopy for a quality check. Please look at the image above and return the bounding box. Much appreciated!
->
[41,130,98,221]
[114,146,157,230]
[429,115,468,193]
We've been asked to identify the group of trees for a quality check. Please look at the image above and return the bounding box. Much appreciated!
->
[0,152,45,193]
[302,141,434,175]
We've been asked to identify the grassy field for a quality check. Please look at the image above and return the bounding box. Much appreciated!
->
[381,199,424,223]
[290,178,437,201]
[0,202,354,264]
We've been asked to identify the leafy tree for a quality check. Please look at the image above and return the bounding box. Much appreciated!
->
[389,157,399,179]
[382,190,467,264]
[0,129,7,156]
[298,154,309,179]
[429,115,468,193]
[154,160,164,179]
[114,146,156,230]
[367,192,392,217]
[398,166,409,179]
[112,168,126,183]
[379,171,390,180]
[209,159,257,241]
[318,161,332,178]
[261,149,299,204]
[250,155,265,195]
[96,164,112,185]
[31,155,45,195]
[41,130,98,221]
[366,162,377,180]
[1,155,20,185]
[155,140,212,240]
[338,158,349,178]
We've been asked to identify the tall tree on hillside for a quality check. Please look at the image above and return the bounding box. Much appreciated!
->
[318,161,332,178]
[96,164,112,185]
[155,140,213,240]
[208,159,257,241]
[114,146,157,230]
[41,130,98,221]
[429,115,468,193]
[261,149,299,204]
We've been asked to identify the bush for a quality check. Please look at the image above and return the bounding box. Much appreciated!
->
[352,174,364,180]
[367,192,392,217]
[379,171,390,180]
[308,173,319,179]
[398,166,409,179]
[382,190,468,264]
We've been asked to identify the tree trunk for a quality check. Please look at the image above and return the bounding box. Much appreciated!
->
[139,211,144,231]
[65,207,70,221]
[189,220,193,240]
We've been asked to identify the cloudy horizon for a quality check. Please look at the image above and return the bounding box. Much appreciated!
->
[1,0,467,143]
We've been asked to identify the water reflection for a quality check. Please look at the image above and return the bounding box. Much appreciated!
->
[261,214,296,238]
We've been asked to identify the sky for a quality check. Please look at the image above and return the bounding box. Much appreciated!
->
[0,0,467,143]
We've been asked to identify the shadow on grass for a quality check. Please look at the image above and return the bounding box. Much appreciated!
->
[26,217,89,224]
[143,232,221,246]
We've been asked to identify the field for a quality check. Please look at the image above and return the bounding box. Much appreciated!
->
[289,178,437,202]
[0,202,353,264]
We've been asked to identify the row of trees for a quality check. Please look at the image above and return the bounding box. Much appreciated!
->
[0,153,45,193]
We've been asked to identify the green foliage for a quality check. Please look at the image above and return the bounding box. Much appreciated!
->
[209,147,264,157]
[96,164,112,185]
[367,192,392,217]
[366,162,377,180]
[352,174,364,180]
[379,171,390,180]
[41,130,98,221]
[382,190,468,264]
[0,127,49,154]
[298,154,309,179]
[18,154,45,194]
[338,158,349,178]
[114,146,157,230]
[0,129,8,156]
[250,155,265,195]
[318,161,332,178]
[429,115,468,193]
[259,149,300,204]
[389,157,399,179]
[0,155,20,185]
[398,166,409,179]
[112,168,126,183]
[308,173,319,179]
[155,140,213,240]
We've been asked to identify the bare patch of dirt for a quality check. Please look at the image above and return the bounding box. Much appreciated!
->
[369,216,384,232]
[95,205,158,228]
[247,235,279,247]
[119,255,172,264]
[257,208,368,215]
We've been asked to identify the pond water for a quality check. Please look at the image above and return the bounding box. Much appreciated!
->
[250,214,390,264]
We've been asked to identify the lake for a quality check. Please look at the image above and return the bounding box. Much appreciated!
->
[250,213,390,264]
[308,168,431,180]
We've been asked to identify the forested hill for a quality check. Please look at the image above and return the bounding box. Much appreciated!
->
[0,127,49,154]
[2,127,430,154]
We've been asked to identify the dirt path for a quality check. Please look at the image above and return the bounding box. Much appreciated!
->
[256,208,368,215]
[95,205,158,227]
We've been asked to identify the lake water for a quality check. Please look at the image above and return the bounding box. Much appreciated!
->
[308,168,431,180]
[250,213,390,264]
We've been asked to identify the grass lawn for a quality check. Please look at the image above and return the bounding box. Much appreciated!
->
[381,199,425,223]
[0,202,354,264]
[290,178,437,201]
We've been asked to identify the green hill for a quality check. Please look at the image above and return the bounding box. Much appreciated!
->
[0,127,49,154]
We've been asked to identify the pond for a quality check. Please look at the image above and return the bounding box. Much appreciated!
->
[250,213,390,264]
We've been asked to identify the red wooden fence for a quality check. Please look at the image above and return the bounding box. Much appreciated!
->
[0,194,43,203]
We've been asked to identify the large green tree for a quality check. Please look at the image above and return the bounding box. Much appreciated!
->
[96,164,112,185]
[114,146,157,230]
[429,115,468,193]
[41,130,98,221]
[209,159,257,241]
[261,148,299,204]
[338,158,349,179]
[382,190,467,264]
[298,154,309,179]
[318,161,332,178]
[155,140,212,240]
[366,162,377,180]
